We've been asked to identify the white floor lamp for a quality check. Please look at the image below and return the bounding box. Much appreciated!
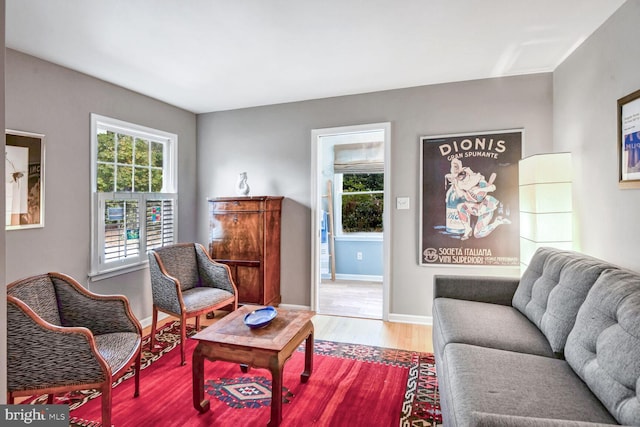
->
[519,152,573,270]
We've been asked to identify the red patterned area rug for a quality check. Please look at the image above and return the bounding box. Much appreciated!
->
[24,321,441,426]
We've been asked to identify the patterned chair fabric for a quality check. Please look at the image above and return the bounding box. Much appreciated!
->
[7,272,143,427]
[148,242,238,365]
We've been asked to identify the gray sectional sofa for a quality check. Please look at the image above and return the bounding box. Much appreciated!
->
[432,247,640,426]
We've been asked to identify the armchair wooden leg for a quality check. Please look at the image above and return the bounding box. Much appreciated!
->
[180,315,187,366]
[102,383,113,427]
[8,393,14,404]
[150,307,159,350]
[196,315,201,331]
[134,347,141,397]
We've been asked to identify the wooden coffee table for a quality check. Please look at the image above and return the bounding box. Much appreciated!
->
[191,305,315,427]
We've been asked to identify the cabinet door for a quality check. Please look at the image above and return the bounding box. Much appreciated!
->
[236,265,262,304]
[210,212,263,261]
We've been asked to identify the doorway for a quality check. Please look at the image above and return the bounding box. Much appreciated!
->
[311,123,391,320]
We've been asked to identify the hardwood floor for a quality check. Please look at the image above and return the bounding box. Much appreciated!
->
[317,279,383,319]
[150,310,434,354]
[312,314,433,353]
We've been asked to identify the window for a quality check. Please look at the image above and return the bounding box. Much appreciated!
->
[336,173,384,234]
[90,114,177,278]
[333,139,384,236]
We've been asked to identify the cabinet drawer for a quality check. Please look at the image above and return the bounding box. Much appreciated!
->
[210,200,263,212]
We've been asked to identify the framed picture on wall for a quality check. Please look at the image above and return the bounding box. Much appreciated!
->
[419,129,522,267]
[618,89,640,189]
[5,130,45,230]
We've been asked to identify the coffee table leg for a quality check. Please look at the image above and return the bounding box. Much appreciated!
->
[301,326,314,383]
[268,362,283,427]
[192,345,210,413]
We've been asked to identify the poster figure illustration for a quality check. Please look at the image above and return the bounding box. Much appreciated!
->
[5,131,44,229]
[420,130,522,266]
[446,159,510,240]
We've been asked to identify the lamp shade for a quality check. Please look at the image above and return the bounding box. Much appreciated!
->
[519,152,572,269]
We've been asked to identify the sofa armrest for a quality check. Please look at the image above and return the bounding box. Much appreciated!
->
[470,412,623,426]
[433,275,520,306]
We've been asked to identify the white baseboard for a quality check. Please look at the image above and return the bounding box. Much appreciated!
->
[387,313,433,325]
[139,312,170,329]
[278,303,311,311]
[321,274,383,282]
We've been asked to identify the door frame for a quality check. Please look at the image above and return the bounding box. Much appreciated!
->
[310,122,391,320]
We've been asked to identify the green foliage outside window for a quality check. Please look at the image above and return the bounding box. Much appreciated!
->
[96,131,164,192]
[341,173,383,233]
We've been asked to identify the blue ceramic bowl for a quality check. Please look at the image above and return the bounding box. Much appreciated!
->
[243,306,278,329]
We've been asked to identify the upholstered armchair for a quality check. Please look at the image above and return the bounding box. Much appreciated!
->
[148,242,238,365]
[7,272,142,427]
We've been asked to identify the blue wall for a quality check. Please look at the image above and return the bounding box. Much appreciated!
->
[333,238,383,278]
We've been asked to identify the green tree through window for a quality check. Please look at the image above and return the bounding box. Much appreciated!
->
[96,131,164,192]
[341,173,383,233]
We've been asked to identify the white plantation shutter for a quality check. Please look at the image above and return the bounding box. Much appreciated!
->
[104,198,141,263]
[95,193,177,274]
[146,198,175,250]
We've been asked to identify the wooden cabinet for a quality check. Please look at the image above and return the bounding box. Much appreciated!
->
[208,196,283,306]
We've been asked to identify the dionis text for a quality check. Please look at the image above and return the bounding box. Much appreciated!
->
[439,137,506,161]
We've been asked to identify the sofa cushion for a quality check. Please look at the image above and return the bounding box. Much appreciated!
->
[565,268,640,426]
[470,412,620,426]
[512,247,609,356]
[440,343,618,426]
[433,298,554,360]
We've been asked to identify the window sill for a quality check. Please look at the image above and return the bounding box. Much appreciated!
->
[335,234,383,242]
[88,261,149,282]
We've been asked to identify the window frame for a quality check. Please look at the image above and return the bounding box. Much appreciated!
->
[90,114,178,280]
[334,172,384,239]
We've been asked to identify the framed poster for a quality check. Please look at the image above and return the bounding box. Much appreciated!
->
[419,129,522,266]
[618,89,640,188]
[5,130,45,230]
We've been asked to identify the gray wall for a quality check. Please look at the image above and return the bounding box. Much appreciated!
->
[554,0,640,272]
[4,49,197,322]
[197,73,553,319]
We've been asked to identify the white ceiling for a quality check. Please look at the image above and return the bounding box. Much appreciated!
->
[6,0,626,114]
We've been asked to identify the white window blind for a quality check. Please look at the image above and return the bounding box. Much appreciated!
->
[333,141,384,173]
